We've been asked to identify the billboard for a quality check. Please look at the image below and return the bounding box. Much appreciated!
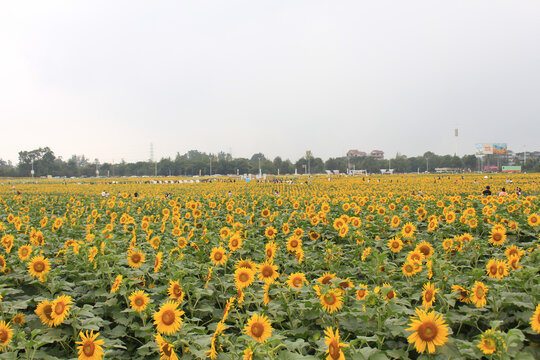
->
[493,143,507,155]
[475,143,507,155]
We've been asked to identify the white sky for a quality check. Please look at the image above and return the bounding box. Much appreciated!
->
[1,1,539,164]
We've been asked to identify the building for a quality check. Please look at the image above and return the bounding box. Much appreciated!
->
[347,150,367,157]
[370,150,384,159]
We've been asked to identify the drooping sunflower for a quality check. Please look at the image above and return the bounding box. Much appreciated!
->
[264,241,277,260]
[167,280,185,303]
[76,330,105,360]
[451,285,470,303]
[530,303,540,334]
[244,313,272,343]
[154,301,184,335]
[28,256,51,282]
[35,300,55,327]
[320,289,343,313]
[155,333,178,360]
[422,282,439,309]
[286,272,307,290]
[129,290,150,312]
[154,252,163,273]
[388,238,403,253]
[406,308,450,354]
[401,222,416,238]
[0,320,13,351]
[324,327,349,360]
[318,272,337,285]
[209,246,227,266]
[234,267,255,289]
[18,244,33,261]
[470,281,488,308]
[51,295,72,326]
[111,275,123,293]
[257,261,279,284]
[127,249,145,268]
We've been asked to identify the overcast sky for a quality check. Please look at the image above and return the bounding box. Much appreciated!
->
[1,1,539,164]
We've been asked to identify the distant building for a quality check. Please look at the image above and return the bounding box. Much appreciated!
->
[370,150,384,159]
[347,150,367,157]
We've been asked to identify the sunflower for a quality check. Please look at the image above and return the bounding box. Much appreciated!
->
[265,241,277,260]
[150,236,161,250]
[51,295,72,326]
[388,238,403,253]
[355,284,369,300]
[129,290,150,312]
[167,280,185,302]
[318,272,337,285]
[257,261,279,284]
[477,329,501,355]
[486,259,500,279]
[154,301,184,335]
[286,236,302,253]
[401,222,416,238]
[508,255,523,271]
[28,256,51,282]
[406,308,450,354]
[338,224,349,237]
[235,258,257,271]
[244,313,272,343]
[451,285,470,303]
[228,234,243,252]
[35,300,55,327]
[76,330,105,360]
[177,237,187,249]
[530,303,540,333]
[528,213,539,227]
[382,283,397,301]
[489,228,506,246]
[320,289,343,313]
[415,242,434,258]
[505,245,525,260]
[127,249,145,268]
[220,227,231,239]
[155,333,178,360]
[11,313,25,326]
[153,252,163,273]
[407,250,424,264]
[18,244,32,261]
[265,226,277,239]
[470,281,488,308]
[402,262,418,277]
[0,320,13,351]
[497,260,509,279]
[390,215,400,228]
[234,267,255,289]
[0,255,6,271]
[324,327,349,360]
[422,282,439,309]
[209,246,227,266]
[111,275,123,293]
[286,272,307,289]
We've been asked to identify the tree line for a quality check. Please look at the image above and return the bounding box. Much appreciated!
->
[0,147,538,177]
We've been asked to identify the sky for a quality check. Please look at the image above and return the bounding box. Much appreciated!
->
[1,1,539,165]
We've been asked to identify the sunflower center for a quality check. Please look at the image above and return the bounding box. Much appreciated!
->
[231,239,238,247]
[214,252,223,261]
[251,322,264,338]
[291,240,298,248]
[239,273,249,282]
[476,287,485,298]
[418,321,438,341]
[386,290,395,299]
[44,305,53,320]
[424,291,433,302]
[357,289,366,298]
[132,254,141,263]
[329,341,340,359]
[497,266,504,275]
[419,246,430,256]
[262,267,273,277]
[392,242,399,248]
[83,341,95,356]
[135,298,144,306]
[321,276,332,284]
[493,233,501,241]
[292,278,302,287]
[324,293,337,305]
[162,343,172,356]
[0,329,7,342]
[54,302,66,315]
[173,286,182,296]
[34,262,45,272]
[489,265,498,275]
[162,310,175,325]
[266,249,273,257]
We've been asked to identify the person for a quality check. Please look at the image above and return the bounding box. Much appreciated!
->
[515,187,522,196]
[498,187,508,197]
[482,186,492,196]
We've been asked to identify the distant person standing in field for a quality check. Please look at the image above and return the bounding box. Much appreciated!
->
[498,187,508,196]
[482,186,492,196]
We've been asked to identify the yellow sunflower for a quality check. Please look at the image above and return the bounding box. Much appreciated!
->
[209,246,227,266]
[286,272,307,289]
[111,275,123,293]
[286,236,302,253]
[257,261,279,284]
[422,282,439,309]
[406,308,449,354]
[324,327,349,360]
[129,290,150,312]
[35,300,55,327]
[320,289,343,313]
[401,222,416,238]
[530,303,540,333]
[234,267,255,289]
[244,313,272,343]
[388,238,403,253]
[489,228,506,246]
[51,295,72,326]
[451,285,470,303]
[318,272,337,285]
[228,234,243,252]
[470,281,488,308]
[477,329,502,355]
[154,301,184,335]
[528,213,539,227]
[265,241,277,260]
[155,333,178,360]
[28,256,51,282]
[0,320,13,352]
[18,245,32,261]
[127,249,145,268]
[415,242,434,258]
[76,330,105,360]
[355,284,369,300]
[167,280,185,303]
[154,252,163,273]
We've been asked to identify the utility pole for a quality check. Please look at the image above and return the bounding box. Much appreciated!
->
[31,159,34,178]
[258,157,262,177]
[209,156,212,176]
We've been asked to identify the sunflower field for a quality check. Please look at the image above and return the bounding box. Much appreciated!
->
[0,174,539,360]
